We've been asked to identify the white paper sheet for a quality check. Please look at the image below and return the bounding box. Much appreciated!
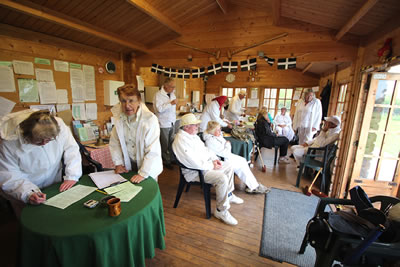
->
[35,68,54,82]
[0,96,15,118]
[89,170,127,189]
[44,185,96,209]
[83,65,96,101]
[136,75,144,92]
[110,183,142,202]
[38,81,57,104]
[72,103,86,120]
[53,60,69,72]
[70,69,85,102]
[12,60,34,75]
[85,103,97,120]
[56,89,68,103]
[56,104,70,112]
[293,90,302,100]
[0,65,16,92]
[30,105,55,113]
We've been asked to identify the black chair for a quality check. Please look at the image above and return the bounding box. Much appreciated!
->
[251,128,279,166]
[76,141,104,174]
[173,154,212,219]
[299,195,400,266]
[295,142,337,194]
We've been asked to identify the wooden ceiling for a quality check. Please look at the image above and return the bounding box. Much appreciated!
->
[0,0,399,75]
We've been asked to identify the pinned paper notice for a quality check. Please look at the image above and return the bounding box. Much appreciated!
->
[0,96,15,118]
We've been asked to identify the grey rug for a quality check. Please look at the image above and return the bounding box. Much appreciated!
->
[260,188,319,267]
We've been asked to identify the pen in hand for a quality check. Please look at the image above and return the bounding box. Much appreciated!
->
[29,189,47,205]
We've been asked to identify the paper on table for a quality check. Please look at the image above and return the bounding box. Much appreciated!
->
[0,96,15,118]
[44,185,96,209]
[112,183,142,202]
[89,170,127,189]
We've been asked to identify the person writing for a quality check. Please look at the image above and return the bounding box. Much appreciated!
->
[153,78,177,169]
[173,113,242,225]
[199,96,232,132]
[204,121,269,194]
[0,110,82,215]
[109,84,163,183]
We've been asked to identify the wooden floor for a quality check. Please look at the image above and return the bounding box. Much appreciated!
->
[146,148,308,267]
[0,148,314,267]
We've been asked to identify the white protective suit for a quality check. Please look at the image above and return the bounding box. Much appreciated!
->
[199,101,227,132]
[274,113,295,142]
[0,110,82,203]
[153,86,176,128]
[109,102,163,180]
[291,124,341,165]
[293,98,322,144]
[203,133,259,190]
[172,129,234,211]
[225,95,244,121]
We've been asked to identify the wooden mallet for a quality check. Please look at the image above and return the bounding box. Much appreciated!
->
[303,168,323,196]
[256,146,266,172]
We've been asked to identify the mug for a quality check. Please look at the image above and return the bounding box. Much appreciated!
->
[107,197,121,217]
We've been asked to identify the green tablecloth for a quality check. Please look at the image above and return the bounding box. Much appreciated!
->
[19,173,165,267]
[224,136,253,161]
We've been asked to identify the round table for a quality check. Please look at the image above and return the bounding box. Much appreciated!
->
[19,173,165,267]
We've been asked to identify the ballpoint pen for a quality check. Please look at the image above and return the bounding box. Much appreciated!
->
[96,189,108,195]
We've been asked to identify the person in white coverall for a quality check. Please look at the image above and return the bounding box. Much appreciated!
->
[274,107,295,142]
[203,121,270,194]
[293,89,322,144]
[199,95,232,132]
[153,78,177,169]
[225,90,246,122]
[0,110,82,216]
[109,84,162,183]
[172,113,243,226]
[291,115,341,166]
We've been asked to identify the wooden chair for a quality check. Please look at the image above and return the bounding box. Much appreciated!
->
[173,154,212,219]
[295,142,337,194]
[299,195,400,266]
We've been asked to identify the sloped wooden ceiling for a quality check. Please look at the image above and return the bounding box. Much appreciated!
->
[0,0,399,75]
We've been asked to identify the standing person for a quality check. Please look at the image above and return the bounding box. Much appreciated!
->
[204,121,269,194]
[255,109,290,163]
[110,84,163,183]
[225,90,247,122]
[199,96,232,132]
[172,114,243,226]
[293,89,322,144]
[0,110,82,215]
[153,78,177,169]
[274,107,295,142]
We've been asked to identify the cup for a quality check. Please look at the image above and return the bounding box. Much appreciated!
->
[107,197,121,217]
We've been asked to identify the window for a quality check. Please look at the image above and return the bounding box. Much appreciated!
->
[336,84,348,116]
[278,88,293,113]
[263,88,277,117]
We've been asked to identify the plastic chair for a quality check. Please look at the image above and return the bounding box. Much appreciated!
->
[173,154,212,219]
[295,142,337,194]
[299,195,400,266]
[251,127,279,166]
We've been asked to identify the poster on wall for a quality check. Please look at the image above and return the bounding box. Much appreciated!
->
[0,65,16,92]
[13,60,34,75]
[83,65,96,101]
[18,79,38,102]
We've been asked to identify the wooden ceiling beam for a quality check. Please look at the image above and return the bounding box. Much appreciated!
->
[215,0,228,14]
[126,0,182,35]
[0,0,150,53]
[302,62,313,74]
[362,14,400,46]
[271,0,281,26]
[335,0,379,41]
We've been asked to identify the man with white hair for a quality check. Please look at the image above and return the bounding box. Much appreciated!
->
[225,90,246,122]
[291,115,341,166]
[172,113,243,226]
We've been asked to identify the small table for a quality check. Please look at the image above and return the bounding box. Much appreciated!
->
[19,172,165,267]
[224,136,253,162]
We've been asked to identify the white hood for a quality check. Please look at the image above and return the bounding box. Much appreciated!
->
[0,109,38,141]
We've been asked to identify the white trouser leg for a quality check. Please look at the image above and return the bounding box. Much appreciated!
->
[204,161,234,211]
[291,145,307,165]
[298,127,314,144]
[229,154,259,190]
[276,126,283,136]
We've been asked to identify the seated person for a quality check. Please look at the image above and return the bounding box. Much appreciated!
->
[255,109,290,163]
[203,121,269,194]
[200,96,232,132]
[291,115,341,166]
[0,110,82,215]
[109,84,163,183]
[172,113,243,226]
[274,107,294,142]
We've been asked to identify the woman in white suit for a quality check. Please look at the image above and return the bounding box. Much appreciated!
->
[203,121,269,194]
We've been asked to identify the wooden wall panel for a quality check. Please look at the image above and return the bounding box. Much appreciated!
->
[0,35,122,129]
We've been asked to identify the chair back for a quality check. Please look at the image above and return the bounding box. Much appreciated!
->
[76,140,104,174]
